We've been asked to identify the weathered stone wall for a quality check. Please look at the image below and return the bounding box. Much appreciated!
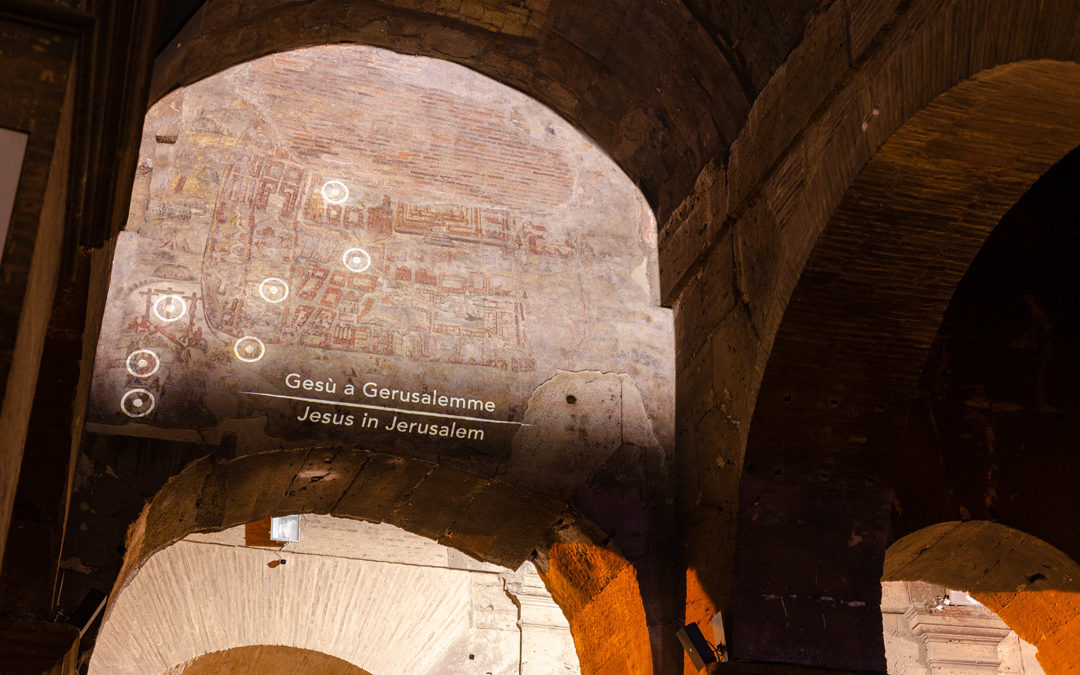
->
[149,0,837,225]
[0,15,77,577]
[89,45,673,476]
[82,48,676,672]
[0,0,160,640]
[29,1,1080,673]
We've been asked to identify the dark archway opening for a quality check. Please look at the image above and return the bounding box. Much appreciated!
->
[895,143,1080,564]
[731,62,1080,672]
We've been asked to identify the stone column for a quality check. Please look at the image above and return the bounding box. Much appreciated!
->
[504,561,580,674]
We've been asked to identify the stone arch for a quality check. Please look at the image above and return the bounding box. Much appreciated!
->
[884,521,1080,673]
[82,37,673,675]
[148,0,755,220]
[728,60,1080,669]
[103,448,651,674]
[670,5,1080,658]
[888,139,1080,558]
[165,646,372,674]
[94,514,579,673]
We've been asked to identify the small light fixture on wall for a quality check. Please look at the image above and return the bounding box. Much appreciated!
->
[270,514,301,543]
[677,612,727,670]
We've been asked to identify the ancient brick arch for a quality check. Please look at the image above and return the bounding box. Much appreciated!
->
[727,59,1080,669]
[884,521,1080,673]
[669,7,1080,664]
[107,448,652,675]
[149,0,757,221]
[130,3,1080,662]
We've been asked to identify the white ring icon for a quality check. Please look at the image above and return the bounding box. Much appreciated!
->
[121,388,156,418]
[342,247,371,273]
[125,349,160,378]
[322,180,349,204]
[233,336,266,363]
[153,294,187,323]
[258,277,289,303]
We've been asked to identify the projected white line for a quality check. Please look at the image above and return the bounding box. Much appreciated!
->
[240,391,531,426]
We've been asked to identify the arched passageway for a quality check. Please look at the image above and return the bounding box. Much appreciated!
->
[892,142,1080,562]
[732,60,1080,670]
[667,6,1080,669]
[95,514,580,674]
[885,521,1080,673]
[75,3,1080,673]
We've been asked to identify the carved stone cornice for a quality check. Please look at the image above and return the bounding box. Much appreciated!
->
[905,606,1011,673]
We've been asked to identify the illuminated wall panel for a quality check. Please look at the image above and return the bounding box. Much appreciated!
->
[88,46,672,498]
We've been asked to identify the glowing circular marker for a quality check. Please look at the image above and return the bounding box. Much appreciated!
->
[258,277,289,303]
[233,336,266,363]
[342,247,371,273]
[321,180,349,204]
[153,294,187,323]
[121,388,156,418]
[125,349,160,378]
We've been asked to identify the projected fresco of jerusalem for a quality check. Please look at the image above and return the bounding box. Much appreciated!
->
[89,46,673,471]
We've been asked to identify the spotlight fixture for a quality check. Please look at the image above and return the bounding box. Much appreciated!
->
[270,514,300,543]
[677,614,726,670]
